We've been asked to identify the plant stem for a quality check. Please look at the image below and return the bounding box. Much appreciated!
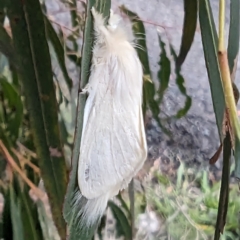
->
[218,0,240,142]
[218,0,225,51]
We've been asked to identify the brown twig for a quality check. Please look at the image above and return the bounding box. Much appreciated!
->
[0,140,45,200]
[11,148,41,175]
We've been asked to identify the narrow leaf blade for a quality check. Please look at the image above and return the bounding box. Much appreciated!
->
[199,0,225,141]
[158,38,171,105]
[0,25,18,69]
[214,132,231,238]
[44,16,73,90]
[7,0,67,237]
[0,77,23,140]
[108,201,132,240]
[227,0,240,76]
[10,186,24,240]
[177,0,198,67]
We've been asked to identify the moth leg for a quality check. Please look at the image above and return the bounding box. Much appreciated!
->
[80,83,90,94]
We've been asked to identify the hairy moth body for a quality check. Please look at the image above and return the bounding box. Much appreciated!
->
[75,7,147,227]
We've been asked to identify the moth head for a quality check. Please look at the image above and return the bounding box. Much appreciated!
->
[108,10,121,31]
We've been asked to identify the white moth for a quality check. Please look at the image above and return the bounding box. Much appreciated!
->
[75,7,147,227]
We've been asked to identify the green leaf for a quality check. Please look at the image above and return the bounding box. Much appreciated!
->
[227,0,240,76]
[171,46,192,118]
[234,138,240,179]
[199,0,225,142]
[1,187,13,240]
[0,77,23,140]
[214,132,231,239]
[9,182,43,240]
[6,0,67,238]
[108,201,132,240]
[116,193,131,219]
[63,0,111,239]
[19,189,43,240]
[10,186,24,240]
[0,25,18,70]
[37,198,61,240]
[226,0,240,179]
[59,117,70,146]
[44,16,73,90]
[177,0,198,68]
[96,216,106,240]
[157,38,171,105]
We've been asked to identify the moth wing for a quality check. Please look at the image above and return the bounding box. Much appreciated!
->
[78,52,147,199]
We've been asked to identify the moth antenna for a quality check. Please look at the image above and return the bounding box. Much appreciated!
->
[134,36,146,41]
[132,42,146,52]
[134,32,147,38]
